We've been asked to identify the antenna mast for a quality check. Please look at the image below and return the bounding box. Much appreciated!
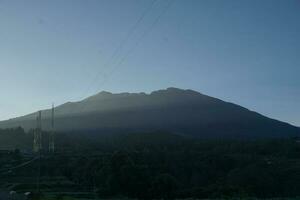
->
[33,111,42,153]
[49,104,55,153]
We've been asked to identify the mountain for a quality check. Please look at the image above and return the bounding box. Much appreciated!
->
[0,87,299,138]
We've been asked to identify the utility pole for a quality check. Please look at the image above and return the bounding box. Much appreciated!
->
[33,111,42,153]
[33,111,42,195]
[49,104,55,153]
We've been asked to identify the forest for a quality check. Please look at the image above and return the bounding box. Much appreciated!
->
[1,128,300,199]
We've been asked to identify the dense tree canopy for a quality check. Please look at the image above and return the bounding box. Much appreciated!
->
[1,129,300,199]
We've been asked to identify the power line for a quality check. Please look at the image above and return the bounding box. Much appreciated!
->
[92,0,175,92]
[78,0,158,103]
[80,0,174,107]
[0,157,39,175]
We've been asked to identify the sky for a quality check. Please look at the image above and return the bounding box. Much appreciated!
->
[0,0,299,126]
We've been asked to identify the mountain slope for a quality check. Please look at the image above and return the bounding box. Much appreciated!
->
[0,88,299,138]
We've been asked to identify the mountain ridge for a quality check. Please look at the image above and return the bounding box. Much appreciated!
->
[0,87,299,138]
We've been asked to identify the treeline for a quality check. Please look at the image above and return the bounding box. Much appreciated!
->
[1,128,300,199]
[0,127,55,151]
[0,127,32,150]
[57,132,300,199]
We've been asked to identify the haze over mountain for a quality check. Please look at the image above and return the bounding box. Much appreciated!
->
[0,88,299,138]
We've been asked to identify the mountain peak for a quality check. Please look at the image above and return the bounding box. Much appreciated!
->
[1,87,299,138]
[83,91,113,101]
[151,87,186,95]
[84,88,199,101]
[149,87,204,98]
[98,91,113,95]
[81,87,208,103]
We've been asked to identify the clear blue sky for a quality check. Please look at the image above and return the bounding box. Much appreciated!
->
[0,0,299,126]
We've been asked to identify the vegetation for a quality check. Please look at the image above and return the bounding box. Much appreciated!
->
[59,133,300,199]
[1,128,300,199]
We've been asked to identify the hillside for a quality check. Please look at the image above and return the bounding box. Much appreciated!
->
[0,87,299,138]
